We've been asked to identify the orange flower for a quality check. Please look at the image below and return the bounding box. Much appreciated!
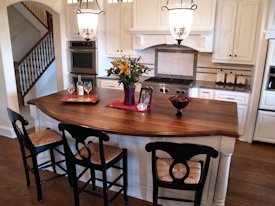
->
[119,62,132,76]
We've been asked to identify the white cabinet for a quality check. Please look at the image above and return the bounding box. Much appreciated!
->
[132,0,216,31]
[98,79,141,91]
[213,0,260,64]
[214,90,250,105]
[237,105,248,136]
[254,110,275,144]
[198,89,214,99]
[197,88,250,136]
[66,3,80,39]
[105,0,133,57]
[98,79,123,90]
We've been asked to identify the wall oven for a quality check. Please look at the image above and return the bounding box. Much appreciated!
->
[70,41,97,75]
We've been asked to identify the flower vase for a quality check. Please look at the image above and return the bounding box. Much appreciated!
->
[123,85,135,106]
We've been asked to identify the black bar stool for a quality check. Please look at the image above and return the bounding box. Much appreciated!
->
[58,123,128,206]
[145,142,219,206]
[7,108,67,201]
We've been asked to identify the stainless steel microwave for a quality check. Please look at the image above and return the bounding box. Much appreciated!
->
[70,41,97,75]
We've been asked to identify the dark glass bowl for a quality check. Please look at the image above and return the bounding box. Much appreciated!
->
[169,95,190,116]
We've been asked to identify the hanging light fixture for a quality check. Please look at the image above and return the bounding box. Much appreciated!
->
[76,0,104,41]
[162,0,197,46]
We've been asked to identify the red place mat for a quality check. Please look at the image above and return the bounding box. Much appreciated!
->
[107,100,153,112]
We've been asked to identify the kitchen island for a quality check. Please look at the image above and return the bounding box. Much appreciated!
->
[28,88,239,206]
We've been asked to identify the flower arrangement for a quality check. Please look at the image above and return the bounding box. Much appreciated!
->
[107,56,149,87]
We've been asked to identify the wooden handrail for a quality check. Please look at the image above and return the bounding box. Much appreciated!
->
[22,2,48,29]
[17,31,51,65]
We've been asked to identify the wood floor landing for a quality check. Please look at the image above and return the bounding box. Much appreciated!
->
[0,136,274,206]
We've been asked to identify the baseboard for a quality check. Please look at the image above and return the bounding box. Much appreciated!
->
[0,126,16,138]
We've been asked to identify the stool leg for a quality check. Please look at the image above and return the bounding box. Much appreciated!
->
[123,150,128,201]
[90,168,96,191]
[194,190,202,206]
[32,155,42,201]
[102,170,108,206]
[20,146,30,187]
[153,184,158,206]
[50,148,56,173]
[72,165,80,206]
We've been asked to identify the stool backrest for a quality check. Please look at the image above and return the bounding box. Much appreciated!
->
[145,142,219,186]
[7,108,34,150]
[58,123,110,166]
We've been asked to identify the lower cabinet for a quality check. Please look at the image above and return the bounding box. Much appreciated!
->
[254,110,275,144]
[237,105,248,136]
[196,88,250,136]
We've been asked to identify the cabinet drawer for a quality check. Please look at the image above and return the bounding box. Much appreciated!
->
[99,80,123,90]
[214,91,250,105]
[198,89,214,99]
[254,110,275,144]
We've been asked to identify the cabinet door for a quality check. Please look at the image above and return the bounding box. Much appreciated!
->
[237,105,247,135]
[192,0,216,29]
[259,91,275,111]
[133,0,158,28]
[67,4,80,39]
[254,110,275,144]
[212,0,237,62]
[120,2,133,55]
[233,0,260,63]
[105,2,121,55]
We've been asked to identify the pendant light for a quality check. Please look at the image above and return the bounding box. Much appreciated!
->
[162,0,197,46]
[76,0,104,41]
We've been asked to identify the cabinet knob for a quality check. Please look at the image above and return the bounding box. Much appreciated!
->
[234,55,237,57]
[229,54,232,57]
[116,50,119,52]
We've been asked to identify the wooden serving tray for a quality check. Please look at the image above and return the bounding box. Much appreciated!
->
[61,95,99,103]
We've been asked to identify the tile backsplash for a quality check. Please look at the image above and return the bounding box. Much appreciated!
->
[137,47,253,86]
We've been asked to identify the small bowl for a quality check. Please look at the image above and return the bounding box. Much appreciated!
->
[169,95,190,117]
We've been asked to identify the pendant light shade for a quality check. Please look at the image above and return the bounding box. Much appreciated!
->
[162,1,197,46]
[76,9,99,41]
[75,0,104,41]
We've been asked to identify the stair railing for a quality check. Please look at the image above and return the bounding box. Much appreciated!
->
[22,2,49,29]
[14,31,55,104]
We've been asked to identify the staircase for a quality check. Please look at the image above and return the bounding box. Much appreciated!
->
[13,2,54,105]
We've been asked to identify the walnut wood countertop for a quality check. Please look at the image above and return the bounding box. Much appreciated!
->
[28,88,239,138]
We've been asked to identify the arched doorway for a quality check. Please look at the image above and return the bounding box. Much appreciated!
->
[0,0,68,137]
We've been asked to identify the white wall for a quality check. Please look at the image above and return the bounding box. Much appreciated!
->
[7,5,41,62]
[0,0,69,138]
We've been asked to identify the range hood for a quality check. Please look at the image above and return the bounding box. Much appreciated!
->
[131,30,214,53]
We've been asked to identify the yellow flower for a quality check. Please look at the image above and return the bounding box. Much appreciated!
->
[119,62,132,76]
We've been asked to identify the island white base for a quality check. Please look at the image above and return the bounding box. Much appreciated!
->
[30,105,236,206]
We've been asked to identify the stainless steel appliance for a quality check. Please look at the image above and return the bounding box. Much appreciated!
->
[141,47,198,95]
[254,39,275,143]
[70,41,97,75]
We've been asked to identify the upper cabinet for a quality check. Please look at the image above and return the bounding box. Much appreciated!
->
[104,0,133,57]
[67,3,80,39]
[131,0,217,52]
[132,0,216,32]
[212,0,260,65]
